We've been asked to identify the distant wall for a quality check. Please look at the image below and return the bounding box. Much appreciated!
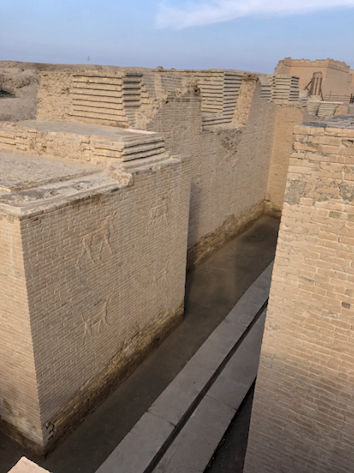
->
[349,70,354,97]
[275,58,351,100]
[244,117,354,473]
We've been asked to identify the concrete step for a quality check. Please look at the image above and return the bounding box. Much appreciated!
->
[95,263,273,473]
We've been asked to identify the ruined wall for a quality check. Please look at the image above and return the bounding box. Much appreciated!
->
[0,155,190,453]
[266,104,305,211]
[146,77,277,267]
[34,70,280,267]
[0,215,42,446]
[349,70,354,97]
[244,116,354,473]
[275,58,351,100]
[36,72,73,121]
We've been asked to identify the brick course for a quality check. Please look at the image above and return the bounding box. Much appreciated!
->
[244,115,354,473]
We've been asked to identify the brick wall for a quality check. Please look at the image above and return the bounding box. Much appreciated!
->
[34,71,283,267]
[266,104,305,210]
[147,80,277,267]
[244,116,354,473]
[275,58,351,98]
[0,214,42,445]
[0,156,190,452]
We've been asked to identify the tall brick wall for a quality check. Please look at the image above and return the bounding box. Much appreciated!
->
[34,70,279,268]
[148,80,277,266]
[0,156,190,452]
[244,115,354,473]
[0,215,42,445]
[266,104,305,211]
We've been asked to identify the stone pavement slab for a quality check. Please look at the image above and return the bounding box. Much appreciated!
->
[148,360,214,426]
[0,149,100,192]
[153,312,266,473]
[95,413,174,473]
[154,396,235,473]
[207,312,266,410]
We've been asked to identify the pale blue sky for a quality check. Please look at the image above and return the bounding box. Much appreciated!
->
[1,0,353,73]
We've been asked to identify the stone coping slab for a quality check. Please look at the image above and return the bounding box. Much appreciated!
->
[96,262,273,473]
[0,148,181,216]
[0,149,100,192]
[8,458,49,473]
[16,120,157,139]
[154,312,266,473]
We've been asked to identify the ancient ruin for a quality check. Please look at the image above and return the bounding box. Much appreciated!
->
[0,58,353,470]
[244,114,354,473]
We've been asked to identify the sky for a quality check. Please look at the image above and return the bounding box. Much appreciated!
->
[1,0,353,73]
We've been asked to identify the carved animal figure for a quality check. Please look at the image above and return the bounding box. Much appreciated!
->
[153,256,171,284]
[81,289,115,344]
[146,191,172,229]
[76,212,116,269]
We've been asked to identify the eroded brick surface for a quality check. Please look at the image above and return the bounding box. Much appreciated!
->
[245,116,354,473]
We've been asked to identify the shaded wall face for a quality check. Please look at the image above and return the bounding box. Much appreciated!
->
[244,119,354,473]
[323,67,352,100]
[0,215,42,446]
[266,104,305,210]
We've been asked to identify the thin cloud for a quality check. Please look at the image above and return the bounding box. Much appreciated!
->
[156,0,354,29]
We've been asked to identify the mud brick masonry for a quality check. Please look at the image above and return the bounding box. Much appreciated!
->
[0,59,353,457]
[244,115,354,473]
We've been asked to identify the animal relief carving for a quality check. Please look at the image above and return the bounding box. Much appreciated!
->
[146,190,172,229]
[76,212,116,269]
[153,256,171,285]
[81,289,115,345]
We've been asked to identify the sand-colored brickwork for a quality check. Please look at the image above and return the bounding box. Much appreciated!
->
[244,115,354,473]
[0,213,42,445]
[0,60,350,454]
[33,69,283,266]
[0,136,190,452]
[266,104,306,210]
[276,58,352,102]
[143,74,278,266]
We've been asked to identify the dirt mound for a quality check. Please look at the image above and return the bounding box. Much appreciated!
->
[0,65,39,121]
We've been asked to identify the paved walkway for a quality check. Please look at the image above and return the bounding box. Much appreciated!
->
[1,216,279,473]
